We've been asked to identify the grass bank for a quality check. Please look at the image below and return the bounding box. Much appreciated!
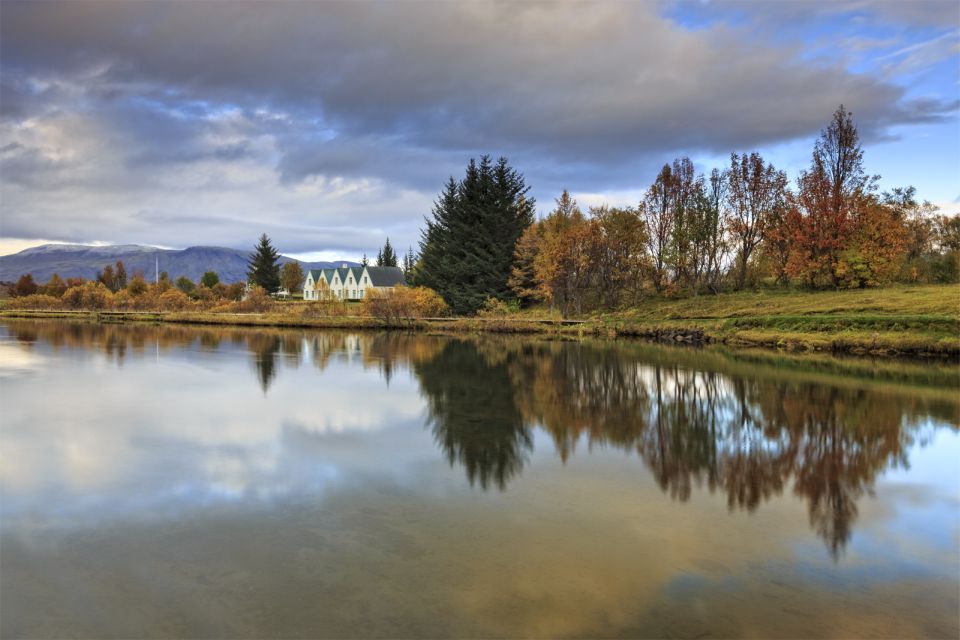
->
[2,284,958,358]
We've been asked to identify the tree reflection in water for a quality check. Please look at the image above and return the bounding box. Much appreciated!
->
[414,341,532,491]
[413,339,954,559]
[3,319,956,558]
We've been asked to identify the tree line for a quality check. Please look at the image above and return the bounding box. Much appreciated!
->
[412,106,959,316]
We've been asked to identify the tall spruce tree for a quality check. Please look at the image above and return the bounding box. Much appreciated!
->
[402,246,417,282]
[247,233,281,292]
[417,155,535,314]
[377,238,398,267]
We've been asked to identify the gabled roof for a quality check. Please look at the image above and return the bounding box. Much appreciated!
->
[306,269,324,281]
[365,266,406,287]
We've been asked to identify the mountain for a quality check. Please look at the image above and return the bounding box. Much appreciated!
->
[0,244,360,284]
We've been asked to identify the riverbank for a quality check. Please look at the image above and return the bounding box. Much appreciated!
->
[2,284,958,358]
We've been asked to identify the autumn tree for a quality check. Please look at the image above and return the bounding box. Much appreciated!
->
[726,152,788,290]
[642,164,674,293]
[12,273,38,297]
[835,199,907,287]
[42,273,67,297]
[281,261,305,294]
[789,106,877,288]
[590,205,649,308]
[127,273,149,296]
[247,233,281,293]
[115,261,128,289]
[687,168,729,293]
[765,198,803,286]
[97,264,118,292]
[532,190,592,315]
[664,157,702,288]
[509,222,547,306]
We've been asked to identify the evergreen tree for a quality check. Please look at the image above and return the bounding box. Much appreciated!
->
[361,254,369,267]
[200,271,220,288]
[417,156,535,314]
[402,246,417,282]
[247,233,281,292]
[377,238,398,267]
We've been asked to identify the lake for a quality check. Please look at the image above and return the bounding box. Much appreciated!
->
[1,319,957,639]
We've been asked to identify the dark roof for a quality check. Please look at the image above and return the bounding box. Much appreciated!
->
[306,269,324,280]
[365,266,406,287]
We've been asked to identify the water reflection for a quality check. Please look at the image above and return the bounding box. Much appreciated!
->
[2,319,956,561]
[415,341,533,490]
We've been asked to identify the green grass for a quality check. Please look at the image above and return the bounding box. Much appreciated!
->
[602,284,960,356]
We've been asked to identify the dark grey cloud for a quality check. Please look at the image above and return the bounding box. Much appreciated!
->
[0,1,956,254]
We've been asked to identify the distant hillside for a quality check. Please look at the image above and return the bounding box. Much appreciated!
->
[0,244,359,283]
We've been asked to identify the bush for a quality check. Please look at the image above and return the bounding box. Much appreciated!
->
[476,297,510,317]
[127,274,149,296]
[62,282,114,309]
[231,286,276,313]
[299,298,349,318]
[156,289,195,311]
[7,294,64,310]
[362,286,449,324]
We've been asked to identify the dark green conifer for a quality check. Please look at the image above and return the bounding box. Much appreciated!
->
[377,238,398,267]
[247,233,281,292]
[417,156,534,314]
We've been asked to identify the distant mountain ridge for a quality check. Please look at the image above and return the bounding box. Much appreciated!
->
[0,244,360,283]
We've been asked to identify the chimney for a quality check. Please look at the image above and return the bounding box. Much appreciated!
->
[341,263,348,269]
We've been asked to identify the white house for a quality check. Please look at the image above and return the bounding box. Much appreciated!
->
[303,265,406,301]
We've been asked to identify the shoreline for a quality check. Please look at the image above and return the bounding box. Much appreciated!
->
[2,307,957,360]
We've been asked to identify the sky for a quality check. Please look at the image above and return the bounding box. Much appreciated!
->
[1,0,958,261]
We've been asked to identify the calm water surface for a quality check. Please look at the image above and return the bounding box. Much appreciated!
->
[1,320,958,639]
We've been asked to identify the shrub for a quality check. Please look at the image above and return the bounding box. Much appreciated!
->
[362,286,449,324]
[62,282,114,309]
[476,297,510,317]
[7,294,64,310]
[231,286,275,313]
[127,274,149,296]
[175,276,196,295]
[156,288,195,311]
[299,298,349,318]
[224,282,246,301]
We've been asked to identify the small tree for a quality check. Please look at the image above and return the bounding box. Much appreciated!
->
[42,273,67,297]
[12,274,38,297]
[377,238,398,267]
[247,233,281,292]
[98,264,118,292]
[175,276,196,295]
[200,271,220,288]
[127,273,149,296]
[281,261,305,294]
[115,261,128,289]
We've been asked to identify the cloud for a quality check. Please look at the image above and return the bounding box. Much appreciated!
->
[0,1,956,252]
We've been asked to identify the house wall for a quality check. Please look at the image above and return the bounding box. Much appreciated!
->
[305,266,399,301]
